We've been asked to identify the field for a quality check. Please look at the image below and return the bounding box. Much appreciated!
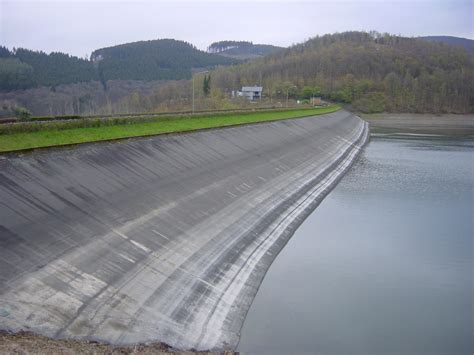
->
[0,106,340,152]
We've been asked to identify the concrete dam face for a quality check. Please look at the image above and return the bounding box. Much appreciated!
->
[0,110,368,350]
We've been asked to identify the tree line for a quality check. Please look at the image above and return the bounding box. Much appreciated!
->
[207,41,283,59]
[207,41,255,53]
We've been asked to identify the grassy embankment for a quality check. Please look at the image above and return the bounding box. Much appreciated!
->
[0,106,340,152]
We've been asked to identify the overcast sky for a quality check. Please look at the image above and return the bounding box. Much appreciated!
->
[1,0,472,57]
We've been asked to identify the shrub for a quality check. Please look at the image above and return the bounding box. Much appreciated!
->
[13,107,32,121]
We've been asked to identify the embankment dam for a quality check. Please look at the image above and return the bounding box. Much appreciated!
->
[0,110,368,350]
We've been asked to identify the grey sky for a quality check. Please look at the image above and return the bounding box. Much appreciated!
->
[1,0,472,57]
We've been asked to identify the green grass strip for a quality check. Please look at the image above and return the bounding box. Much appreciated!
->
[0,106,340,153]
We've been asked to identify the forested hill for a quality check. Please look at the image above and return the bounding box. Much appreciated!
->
[91,39,239,81]
[0,47,97,90]
[212,31,474,113]
[1,32,473,114]
[0,39,239,91]
[419,36,474,54]
[207,41,283,60]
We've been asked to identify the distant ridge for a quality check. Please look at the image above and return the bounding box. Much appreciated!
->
[419,36,474,54]
[92,39,240,81]
[208,40,283,60]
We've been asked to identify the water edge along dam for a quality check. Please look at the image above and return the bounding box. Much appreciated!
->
[0,109,369,350]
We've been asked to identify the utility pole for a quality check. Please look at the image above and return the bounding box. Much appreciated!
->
[192,70,208,114]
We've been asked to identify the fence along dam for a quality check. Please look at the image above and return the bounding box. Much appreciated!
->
[0,110,368,350]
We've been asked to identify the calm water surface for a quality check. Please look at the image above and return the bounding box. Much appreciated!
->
[237,136,473,355]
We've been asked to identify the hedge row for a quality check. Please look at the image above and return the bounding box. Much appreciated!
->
[29,115,81,122]
[0,107,317,135]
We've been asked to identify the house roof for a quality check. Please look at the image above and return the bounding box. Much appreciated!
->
[241,86,263,92]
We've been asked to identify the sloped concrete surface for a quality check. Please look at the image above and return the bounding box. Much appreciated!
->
[0,110,368,350]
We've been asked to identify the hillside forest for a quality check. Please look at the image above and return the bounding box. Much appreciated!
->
[0,39,237,91]
[207,32,473,113]
[0,31,472,116]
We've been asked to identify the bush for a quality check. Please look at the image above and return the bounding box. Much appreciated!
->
[13,107,32,121]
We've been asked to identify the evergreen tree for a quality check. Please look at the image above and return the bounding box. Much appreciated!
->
[203,74,211,96]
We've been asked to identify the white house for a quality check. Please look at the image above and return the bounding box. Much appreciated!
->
[234,86,263,101]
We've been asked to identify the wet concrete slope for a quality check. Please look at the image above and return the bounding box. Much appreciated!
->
[0,110,368,350]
